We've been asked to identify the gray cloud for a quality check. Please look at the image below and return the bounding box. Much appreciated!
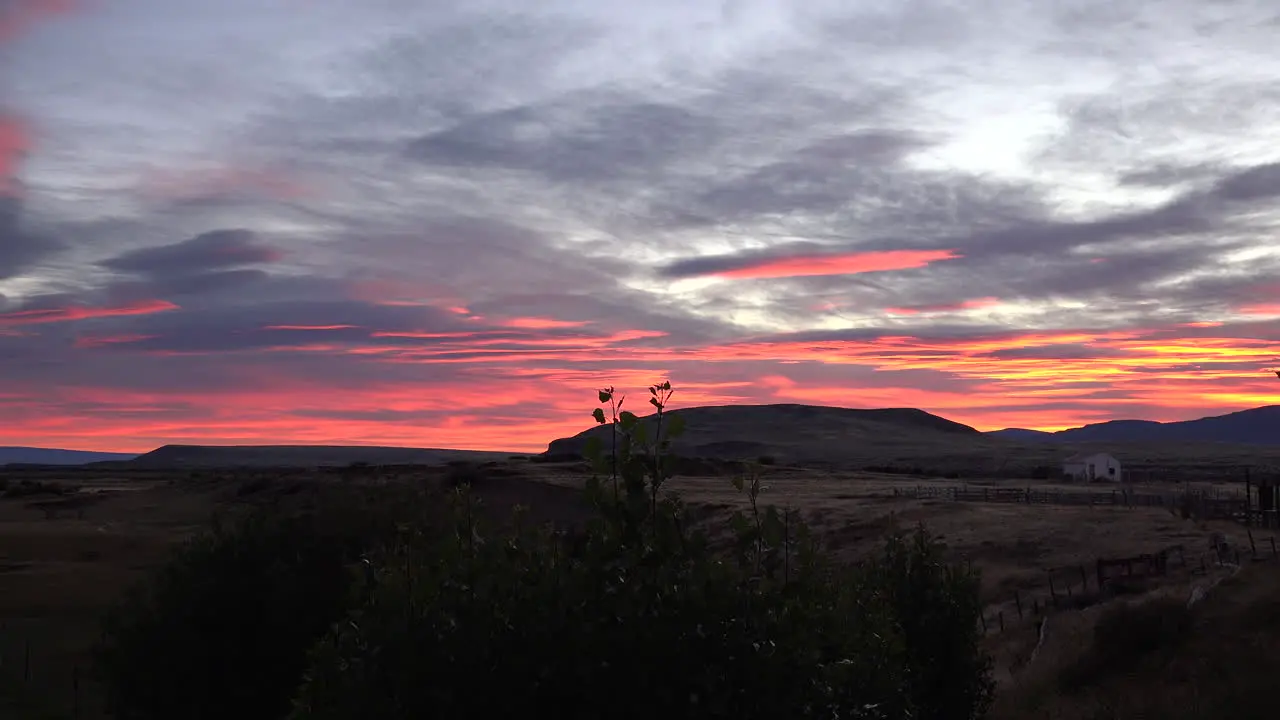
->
[0,197,63,279]
[406,97,721,182]
[101,229,279,276]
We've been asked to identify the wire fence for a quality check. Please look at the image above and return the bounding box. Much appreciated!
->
[0,621,89,719]
[972,534,1280,636]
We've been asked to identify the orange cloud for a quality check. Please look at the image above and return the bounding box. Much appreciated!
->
[4,303,1278,453]
[265,324,359,331]
[1238,304,1280,317]
[0,299,178,326]
[0,0,75,43]
[712,249,960,279]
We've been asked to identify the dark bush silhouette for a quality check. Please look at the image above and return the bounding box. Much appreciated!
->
[443,460,484,487]
[291,384,993,720]
[93,487,430,720]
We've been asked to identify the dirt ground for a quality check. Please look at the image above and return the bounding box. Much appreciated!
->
[0,460,1273,718]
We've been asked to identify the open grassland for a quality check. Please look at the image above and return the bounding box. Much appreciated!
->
[1,456,1277,718]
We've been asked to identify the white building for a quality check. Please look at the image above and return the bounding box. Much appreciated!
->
[1062,452,1122,482]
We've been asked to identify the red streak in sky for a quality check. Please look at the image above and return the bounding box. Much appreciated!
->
[713,249,960,279]
[0,299,178,326]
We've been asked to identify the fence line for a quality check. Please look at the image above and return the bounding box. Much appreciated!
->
[972,536,1279,637]
[894,484,1249,518]
[0,622,86,718]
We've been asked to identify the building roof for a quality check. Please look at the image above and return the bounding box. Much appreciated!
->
[1064,452,1118,463]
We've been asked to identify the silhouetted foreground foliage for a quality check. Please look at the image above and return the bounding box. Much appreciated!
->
[96,384,993,720]
[93,486,432,720]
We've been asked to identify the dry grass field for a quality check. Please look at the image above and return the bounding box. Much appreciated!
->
[1,454,1277,718]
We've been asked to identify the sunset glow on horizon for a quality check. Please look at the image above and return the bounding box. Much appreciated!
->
[3,1,1279,453]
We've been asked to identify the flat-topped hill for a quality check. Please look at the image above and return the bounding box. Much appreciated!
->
[543,403,986,464]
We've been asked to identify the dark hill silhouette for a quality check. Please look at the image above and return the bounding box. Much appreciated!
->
[987,405,1280,446]
[543,403,983,463]
[124,444,513,468]
[0,447,137,466]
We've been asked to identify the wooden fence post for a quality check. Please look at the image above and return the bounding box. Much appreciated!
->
[998,611,1005,632]
[1270,537,1277,560]
[1014,590,1023,620]
[1079,564,1088,591]
[1248,528,1258,560]
[980,613,987,633]
[1048,573,1058,607]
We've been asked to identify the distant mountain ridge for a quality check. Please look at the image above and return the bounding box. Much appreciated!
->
[0,447,138,466]
[987,406,1280,446]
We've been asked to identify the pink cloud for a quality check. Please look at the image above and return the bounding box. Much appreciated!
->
[0,0,76,43]
[0,299,178,326]
[885,297,1000,315]
[710,249,961,279]
[0,114,29,195]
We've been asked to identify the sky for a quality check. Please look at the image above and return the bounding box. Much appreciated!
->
[2,0,1279,453]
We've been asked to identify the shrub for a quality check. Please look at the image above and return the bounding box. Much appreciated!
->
[443,460,485,488]
[290,383,993,720]
[3,479,73,498]
[1060,597,1194,692]
[93,485,435,720]
[1093,597,1193,659]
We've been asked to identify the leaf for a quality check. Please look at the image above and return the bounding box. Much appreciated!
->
[649,397,660,409]
[731,474,745,492]
[619,411,639,429]
[661,380,671,391]
[598,389,612,404]
[592,408,607,425]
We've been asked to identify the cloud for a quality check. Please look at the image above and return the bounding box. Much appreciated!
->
[886,298,1000,316]
[137,165,311,207]
[660,248,961,280]
[100,229,281,276]
[406,97,721,182]
[0,0,74,42]
[3,0,1280,451]
[0,114,28,195]
[0,298,177,326]
[0,196,63,279]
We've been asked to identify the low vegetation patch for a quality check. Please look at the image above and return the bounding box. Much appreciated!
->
[1059,597,1194,692]
[2,479,77,499]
